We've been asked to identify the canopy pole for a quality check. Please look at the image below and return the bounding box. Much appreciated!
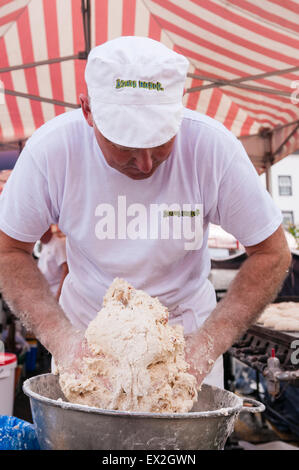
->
[258,128,274,194]
[274,120,299,132]
[81,0,91,56]
[18,140,23,155]
[186,81,292,98]
[272,123,299,159]
[187,64,299,92]
[265,163,273,196]
[0,55,81,74]
[0,138,27,151]
[3,89,80,109]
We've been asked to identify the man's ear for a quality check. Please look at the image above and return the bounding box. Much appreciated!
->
[79,93,93,127]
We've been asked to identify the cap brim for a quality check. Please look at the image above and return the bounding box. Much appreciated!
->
[90,101,184,148]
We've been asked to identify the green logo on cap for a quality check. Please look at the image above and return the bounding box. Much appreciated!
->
[116,79,164,91]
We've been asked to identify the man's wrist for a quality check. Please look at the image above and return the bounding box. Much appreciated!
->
[39,317,76,361]
[185,326,219,383]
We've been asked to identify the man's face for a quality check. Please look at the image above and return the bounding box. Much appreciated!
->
[94,127,176,180]
[80,94,176,180]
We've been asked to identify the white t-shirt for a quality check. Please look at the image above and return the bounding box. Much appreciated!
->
[0,108,282,333]
[37,234,67,294]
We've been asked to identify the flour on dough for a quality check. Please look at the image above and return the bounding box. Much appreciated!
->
[58,278,198,412]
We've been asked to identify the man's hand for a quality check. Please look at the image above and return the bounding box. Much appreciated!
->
[185,329,216,388]
[53,328,87,374]
[186,225,291,387]
[55,327,113,393]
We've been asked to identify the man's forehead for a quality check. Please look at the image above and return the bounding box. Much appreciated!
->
[104,137,139,151]
[102,133,176,151]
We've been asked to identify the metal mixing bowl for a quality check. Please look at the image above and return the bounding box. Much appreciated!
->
[23,373,264,450]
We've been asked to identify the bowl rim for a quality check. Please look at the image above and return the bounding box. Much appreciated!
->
[23,373,243,419]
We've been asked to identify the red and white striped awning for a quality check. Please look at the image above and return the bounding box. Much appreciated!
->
[1,0,299,167]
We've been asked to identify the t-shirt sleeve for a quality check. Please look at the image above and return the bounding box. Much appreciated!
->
[210,140,283,247]
[53,237,67,267]
[0,146,58,243]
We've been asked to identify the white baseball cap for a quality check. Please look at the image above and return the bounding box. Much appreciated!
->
[85,36,189,148]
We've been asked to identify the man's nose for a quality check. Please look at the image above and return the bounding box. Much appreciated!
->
[135,149,153,173]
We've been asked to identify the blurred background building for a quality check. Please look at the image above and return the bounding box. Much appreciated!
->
[260,150,299,227]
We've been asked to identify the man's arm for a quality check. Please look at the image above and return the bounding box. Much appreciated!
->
[185,224,292,386]
[0,230,84,369]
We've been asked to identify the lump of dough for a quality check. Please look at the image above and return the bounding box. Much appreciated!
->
[256,302,299,331]
[58,278,198,413]
[273,318,299,331]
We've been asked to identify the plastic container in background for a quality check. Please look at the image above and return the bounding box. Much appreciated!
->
[25,340,37,372]
[0,415,40,450]
[0,353,17,415]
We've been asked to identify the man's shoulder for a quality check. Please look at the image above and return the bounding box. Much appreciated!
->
[25,109,88,152]
[178,108,246,175]
[181,107,239,145]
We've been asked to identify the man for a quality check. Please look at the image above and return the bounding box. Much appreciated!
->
[0,37,291,388]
